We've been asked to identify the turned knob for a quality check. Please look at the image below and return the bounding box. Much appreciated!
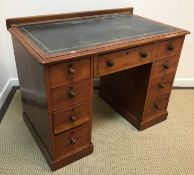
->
[163,63,170,69]
[70,138,76,144]
[159,83,166,88]
[68,67,76,75]
[140,51,148,58]
[70,115,77,122]
[69,89,76,98]
[68,63,76,75]
[167,44,174,51]
[106,60,114,67]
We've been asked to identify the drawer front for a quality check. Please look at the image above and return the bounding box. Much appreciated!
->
[49,58,90,87]
[147,73,175,98]
[144,93,170,116]
[55,124,90,157]
[53,102,90,135]
[151,56,179,79]
[155,37,183,59]
[51,80,90,111]
[97,44,153,76]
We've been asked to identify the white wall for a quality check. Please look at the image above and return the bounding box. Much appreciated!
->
[0,0,194,108]
[0,1,12,108]
[0,1,8,92]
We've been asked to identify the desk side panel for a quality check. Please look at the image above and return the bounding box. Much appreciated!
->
[12,36,52,155]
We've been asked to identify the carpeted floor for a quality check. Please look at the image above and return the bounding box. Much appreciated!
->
[0,90,194,175]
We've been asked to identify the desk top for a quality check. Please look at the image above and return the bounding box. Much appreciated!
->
[7,8,189,64]
[19,15,178,54]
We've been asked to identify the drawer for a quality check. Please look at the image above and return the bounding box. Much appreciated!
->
[51,80,90,111]
[49,58,90,87]
[97,44,153,76]
[151,56,179,79]
[147,73,175,97]
[144,93,170,116]
[53,102,90,135]
[155,37,183,59]
[54,124,90,158]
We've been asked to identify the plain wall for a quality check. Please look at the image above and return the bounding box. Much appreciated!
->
[0,0,194,107]
[0,1,9,93]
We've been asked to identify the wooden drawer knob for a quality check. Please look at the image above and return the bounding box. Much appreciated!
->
[70,138,76,144]
[140,51,148,58]
[163,63,170,69]
[69,89,76,98]
[106,60,114,67]
[70,115,77,122]
[159,83,166,88]
[167,44,174,51]
[68,67,76,75]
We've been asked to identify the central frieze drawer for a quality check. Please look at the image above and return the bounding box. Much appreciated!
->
[51,80,90,111]
[97,44,153,76]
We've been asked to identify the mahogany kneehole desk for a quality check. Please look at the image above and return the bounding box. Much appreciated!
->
[7,8,190,171]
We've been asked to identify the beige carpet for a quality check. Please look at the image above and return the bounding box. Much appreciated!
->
[0,90,194,175]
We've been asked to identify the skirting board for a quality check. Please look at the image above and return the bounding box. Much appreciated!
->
[173,78,194,87]
[0,78,19,109]
[0,78,194,109]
